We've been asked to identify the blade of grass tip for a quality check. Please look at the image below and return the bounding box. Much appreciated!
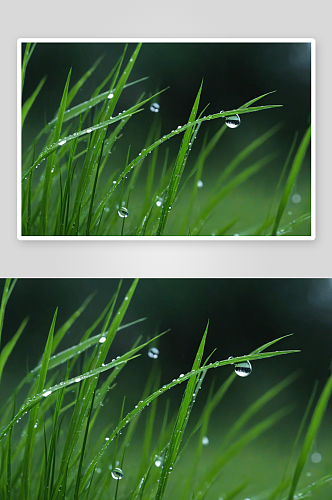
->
[286,372,332,500]
[156,81,203,236]
[21,308,57,500]
[271,125,311,236]
[22,76,47,128]
[79,342,299,493]
[0,316,29,382]
[66,55,104,108]
[21,42,36,93]
[239,90,278,109]
[38,69,72,235]
[154,321,208,500]
[0,279,17,345]
[52,292,95,353]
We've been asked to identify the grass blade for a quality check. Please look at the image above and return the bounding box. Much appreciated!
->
[271,125,311,235]
[22,76,47,127]
[286,372,332,500]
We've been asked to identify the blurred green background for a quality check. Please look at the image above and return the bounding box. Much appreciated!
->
[22,42,312,235]
[0,279,331,497]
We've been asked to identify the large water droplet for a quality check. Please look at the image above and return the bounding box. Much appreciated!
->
[148,347,159,359]
[155,456,162,467]
[59,140,66,146]
[118,207,129,218]
[234,360,252,377]
[197,180,203,188]
[225,114,241,129]
[150,102,160,113]
[111,468,123,480]
[43,390,52,398]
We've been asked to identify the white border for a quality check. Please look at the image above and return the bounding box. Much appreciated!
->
[18,38,316,241]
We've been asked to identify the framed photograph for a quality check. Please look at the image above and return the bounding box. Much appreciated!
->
[18,39,315,239]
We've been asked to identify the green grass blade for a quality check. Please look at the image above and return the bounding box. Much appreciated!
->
[154,322,208,500]
[38,69,72,235]
[52,293,95,353]
[156,81,203,236]
[283,475,332,500]
[0,316,28,382]
[239,90,278,109]
[21,42,36,93]
[277,214,311,236]
[0,279,17,346]
[286,372,332,500]
[20,308,57,500]
[271,125,311,235]
[66,56,104,108]
[22,76,47,127]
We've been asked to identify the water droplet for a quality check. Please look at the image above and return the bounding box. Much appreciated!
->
[111,468,123,480]
[59,140,66,146]
[75,377,81,383]
[311,452,322,463]
[155,456,162,467]
[292,194,301,204]
[234,360,252,377]
[51,168,55,173]
[105,437,109,441]
[107,93,114,99]
[225,114,241,129]
[202,436,209,446]
[118,207,129,218]
[197,180,203,188]
[150,102,160,113]
[288,211,293,215]
[96,468,102,473]
[86,128,92,133]
[148,347,159,359]
[99,336,106,344]
[306,472,312,476]
[43,390,52,397]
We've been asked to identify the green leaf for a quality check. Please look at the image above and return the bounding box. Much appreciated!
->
[22,76,47,127]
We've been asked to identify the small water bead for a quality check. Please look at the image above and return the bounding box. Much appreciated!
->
[292,194,301,204]
[202,436,209,446]
[59,140,66,146]
[154,456,162,467]
[311,452,322,463]
[150,102,160,113]
[148,347,159,359]
[43,390,52,397]
[197,180,203,188]
[99,336,106,344]
[107,93,114,99]
[111,468,123,480]
[75,377,81,383]
[118,207,129,218]
[225,114,241,129]
[96,468,102,474]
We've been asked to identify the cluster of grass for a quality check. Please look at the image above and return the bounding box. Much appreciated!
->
[21,43,311,237]
[0,279,331,499]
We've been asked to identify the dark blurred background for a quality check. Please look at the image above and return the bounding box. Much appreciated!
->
[1,278,331,496]
[21,42,312,235]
